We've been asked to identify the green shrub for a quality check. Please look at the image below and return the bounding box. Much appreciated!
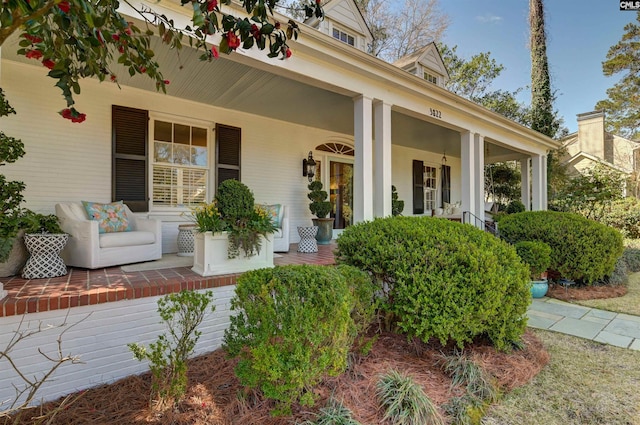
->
[129,290,215,410]
[335,216,530,351]
[505,200,525,214]
[391,185,405,216]
[215,179,255,222]
[499,211,624,285]
[514,241,551,280]
[599,198,640,239]
[308,180,332,218]
[223,265,373,415]
[376,369,444,425]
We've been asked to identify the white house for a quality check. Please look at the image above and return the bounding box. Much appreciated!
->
[0,0,559,254]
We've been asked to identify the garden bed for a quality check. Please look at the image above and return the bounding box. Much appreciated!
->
[546,282,628,302]
[13,330,549,424]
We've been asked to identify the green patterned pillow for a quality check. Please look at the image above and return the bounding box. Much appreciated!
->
[82,201,132,234]
[262,204,284,228]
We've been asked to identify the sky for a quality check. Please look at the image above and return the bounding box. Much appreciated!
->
[438,1,635,134]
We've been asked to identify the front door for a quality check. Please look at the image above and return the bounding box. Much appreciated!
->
[329,160,353,231]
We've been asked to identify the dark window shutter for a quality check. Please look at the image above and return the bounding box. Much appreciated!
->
[216,123,241,188]
[441,164,451,207]
[112,105,148,212]
[412,160,424,214]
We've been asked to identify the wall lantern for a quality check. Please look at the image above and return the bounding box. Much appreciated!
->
[302,151,316,182]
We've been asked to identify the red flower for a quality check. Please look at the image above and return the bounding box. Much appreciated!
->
[23,33,43,43]
[251,24,261,40]
[125,23,133,35]
[25,50,43,60]
[59,108,86,123]
[227,31,240,50]
[110,74,117,82]
[138,66,147,73]
[211,45,219,59]
[163,80,170,85]
[207,0,217,12]
[316,0,321,4]
[118,45,124,54]
[112,34,120,42]
[275,21,281,30]
[285,48,292,58]
[42,59,55,69]
[57,1,70,13]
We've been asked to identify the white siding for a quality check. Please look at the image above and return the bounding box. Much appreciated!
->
[326,2,365,37]
[0,286,236,406]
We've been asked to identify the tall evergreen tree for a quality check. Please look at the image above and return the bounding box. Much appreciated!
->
[595,12,640,140]
[528,0,556,138]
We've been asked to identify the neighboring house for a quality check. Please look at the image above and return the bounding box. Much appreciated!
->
[0,0,559,254]
[561,110,639,177]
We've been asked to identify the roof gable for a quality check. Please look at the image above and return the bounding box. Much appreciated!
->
[306,0,372,40]
[393,43,449,85]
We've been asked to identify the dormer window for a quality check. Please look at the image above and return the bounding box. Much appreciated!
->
[424,72,438,85]
[333,28,355,46]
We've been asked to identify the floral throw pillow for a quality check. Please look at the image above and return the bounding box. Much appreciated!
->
[262,204,283,228]
[82,201,132,234]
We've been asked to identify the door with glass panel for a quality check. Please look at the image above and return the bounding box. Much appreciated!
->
[329,160,354,230]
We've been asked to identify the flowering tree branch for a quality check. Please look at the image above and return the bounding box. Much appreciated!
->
[0,0,323,122]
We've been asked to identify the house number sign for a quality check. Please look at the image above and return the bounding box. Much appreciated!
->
[429,108,442,119]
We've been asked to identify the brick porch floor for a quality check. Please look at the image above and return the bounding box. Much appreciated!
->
[0,243,336,318]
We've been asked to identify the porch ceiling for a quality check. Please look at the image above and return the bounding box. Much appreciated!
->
[3,34,523,162]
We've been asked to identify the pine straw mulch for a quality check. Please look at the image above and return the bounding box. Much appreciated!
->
[546,282,628,302]
[16,330,549,425]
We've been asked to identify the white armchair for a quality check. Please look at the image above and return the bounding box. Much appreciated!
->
[55,202,162,269]
[272,205,290,252]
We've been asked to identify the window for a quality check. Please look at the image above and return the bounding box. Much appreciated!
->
[332,28,355,46]
[151,119,209,207]
[424,72,438,85]
[424,166,437,211]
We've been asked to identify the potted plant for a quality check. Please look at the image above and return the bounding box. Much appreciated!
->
[515,240,552,298]
[191,180,276,276]
[307,180,335,245]
[391,185,404,216]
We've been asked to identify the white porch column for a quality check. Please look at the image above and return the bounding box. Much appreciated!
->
[354,95,374,223]
[374,100,392,218]
[473,134,485,226]
[542,155,548,209]
[520,158,531,211]
[460,131,476,219]
[531,154,545,211]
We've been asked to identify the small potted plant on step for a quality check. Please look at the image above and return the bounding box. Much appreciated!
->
[307,180,334,245]
[515,240,552,298]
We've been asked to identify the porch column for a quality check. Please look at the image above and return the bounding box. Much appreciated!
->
[354,95,374,223]
[520,158,531,211]
[473,134,485,226]
[531,154,545,211]
[542,155,548,209]
[374,100,392,217]
[460,131,476,219]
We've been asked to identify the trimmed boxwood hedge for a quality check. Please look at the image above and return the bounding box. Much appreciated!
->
[499,211,624,285]
[223,264,375,415]
[335,216,531,351]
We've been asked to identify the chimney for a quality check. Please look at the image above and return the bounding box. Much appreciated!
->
[577,110,605,160]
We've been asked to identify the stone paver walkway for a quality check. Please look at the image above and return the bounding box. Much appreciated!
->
[527,297,640,350]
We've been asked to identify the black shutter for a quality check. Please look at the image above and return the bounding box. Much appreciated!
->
[216,123,241,188]
[112,105,148,212]
[412,160,424,214]
[441,164,451,207]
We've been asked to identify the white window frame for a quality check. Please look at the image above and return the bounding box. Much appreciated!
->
[424,71,438,85]
[423,165,439,212]
[332,27,356,46]
[149,112,213,212]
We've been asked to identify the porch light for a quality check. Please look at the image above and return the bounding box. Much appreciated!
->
[442,151,447,165]
[303,151,316,182]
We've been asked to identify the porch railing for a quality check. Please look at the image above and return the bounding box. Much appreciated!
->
[462,211,499,237]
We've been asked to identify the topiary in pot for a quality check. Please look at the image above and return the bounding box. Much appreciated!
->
[391,185,404,216]
[307,180,334,245]
[515,240,551,298]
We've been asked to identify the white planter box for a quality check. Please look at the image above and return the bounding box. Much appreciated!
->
[192,231,274,276]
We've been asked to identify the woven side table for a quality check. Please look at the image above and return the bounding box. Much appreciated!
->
[22,233,69,279]
[177,224,197,257]
[297,226,318,253]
